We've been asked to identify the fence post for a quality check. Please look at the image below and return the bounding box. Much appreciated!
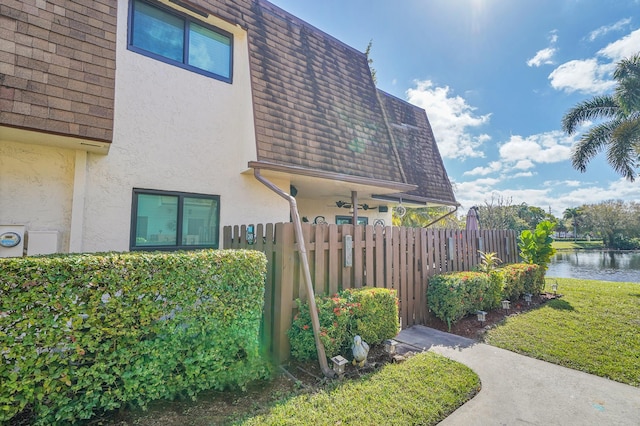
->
[272,223,295,363]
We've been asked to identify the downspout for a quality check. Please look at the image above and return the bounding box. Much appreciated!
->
[424,206,459,228]
[253,169,335,378]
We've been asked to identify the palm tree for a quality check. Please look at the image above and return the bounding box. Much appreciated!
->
[562,53,640,181]
[563,207,581,241]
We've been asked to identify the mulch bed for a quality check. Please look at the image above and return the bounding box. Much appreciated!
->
[424,292,562,340]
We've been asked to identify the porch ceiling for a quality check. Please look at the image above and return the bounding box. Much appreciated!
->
[247,161,416,204]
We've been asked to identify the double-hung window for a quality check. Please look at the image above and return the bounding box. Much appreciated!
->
[128,0,233,82]
[131,189,220,250]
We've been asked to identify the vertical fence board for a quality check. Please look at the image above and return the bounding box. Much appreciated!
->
[365,225,374,287]
[384,226,393,289]
[374,226,385,287]
[314,224,327,295]
[353,225,363,288]
[328,225,340,295]
[342,225,353,289]
[399,227,408,328]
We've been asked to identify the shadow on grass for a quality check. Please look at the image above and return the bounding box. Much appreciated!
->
[548,299,574,311]
[629,293,640,298]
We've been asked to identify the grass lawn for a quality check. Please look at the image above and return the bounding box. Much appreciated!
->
[552,240,604,250]
[106,352,479,425]
[238,352,479,425]
[485,278,640,387]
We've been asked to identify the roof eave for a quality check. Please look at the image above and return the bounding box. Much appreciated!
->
[248,160,417,193]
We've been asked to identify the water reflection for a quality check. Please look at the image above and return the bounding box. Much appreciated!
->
[547,251,640,283]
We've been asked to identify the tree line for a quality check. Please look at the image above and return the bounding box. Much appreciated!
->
[393,197,640,250]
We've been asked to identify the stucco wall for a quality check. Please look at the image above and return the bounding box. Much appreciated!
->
[78,0,289,252]
[0,141,74,250]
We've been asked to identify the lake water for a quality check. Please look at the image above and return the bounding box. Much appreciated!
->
[547,250,640,283]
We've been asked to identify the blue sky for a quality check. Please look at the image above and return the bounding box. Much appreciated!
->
[268,0,640,217]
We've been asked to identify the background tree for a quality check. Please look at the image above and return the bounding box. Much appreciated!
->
[562,207,582,240]
[393,206,462,229]
[477,195,527,231]
[579,200,640,249]
[562,53,640,180]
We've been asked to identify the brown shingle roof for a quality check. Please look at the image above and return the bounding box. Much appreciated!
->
[186,0,457,205]
[377,90,458,206]
[248,1,403,183]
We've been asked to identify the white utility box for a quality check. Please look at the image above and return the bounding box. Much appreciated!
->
[0,225,26,258]
[27,231,59,256]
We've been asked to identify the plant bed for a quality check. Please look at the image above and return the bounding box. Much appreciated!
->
[425,293,562,340]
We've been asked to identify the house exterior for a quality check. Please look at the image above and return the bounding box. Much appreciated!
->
[0,0,457,256]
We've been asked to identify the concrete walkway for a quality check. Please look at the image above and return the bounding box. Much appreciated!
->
[396,325,640,425]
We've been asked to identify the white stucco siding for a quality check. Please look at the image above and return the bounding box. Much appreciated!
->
[79,0,288,252]
[0,141,74,250]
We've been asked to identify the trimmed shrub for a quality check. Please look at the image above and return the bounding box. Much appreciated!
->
[427,271,499,330]
[0,250,269,425]
[501,263,543,298]
[287,287,399,361]
[344,287,400,345]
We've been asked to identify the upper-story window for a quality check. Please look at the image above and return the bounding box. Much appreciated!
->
[128,0,233,82]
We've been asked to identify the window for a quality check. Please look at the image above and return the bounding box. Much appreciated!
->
[131,189,220,250]
[335,216,368,225]
[128,0,233,82]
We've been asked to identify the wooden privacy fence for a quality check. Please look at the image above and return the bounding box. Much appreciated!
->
[223,223,519,362]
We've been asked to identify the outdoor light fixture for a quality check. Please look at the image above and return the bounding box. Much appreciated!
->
[551,282,558,295]
[384,339,398,355]
[331,355,348,377]
[501,300,511,312]
[524,293,532,306]
[476,310,487,324]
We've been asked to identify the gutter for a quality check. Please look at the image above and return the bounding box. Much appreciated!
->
[253,168,336,379]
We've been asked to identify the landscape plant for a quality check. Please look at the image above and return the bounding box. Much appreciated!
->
[287,287,399,360]
[518,220,556,275]
[500,263,542,299]
[427,271,500,330]
[0,250,269,425]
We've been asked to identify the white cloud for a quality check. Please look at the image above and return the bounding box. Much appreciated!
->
[548,28,640,94]
[406,80,491,159]
[498,131,575,165]
[463,161,502,176]
[597,27,640,62]
[587,18,632,42]
[513,160,535,170]
[527,48,557,67]
[512,171,534,178]
[548,59,616,94]
[527,30,558,67]
[463,178,640,218]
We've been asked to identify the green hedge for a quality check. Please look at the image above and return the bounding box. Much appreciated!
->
[427,264,542,329]
[427,271,501,330]
[0,250,269,425]
[500,263,543,299]
[287,287,399,361]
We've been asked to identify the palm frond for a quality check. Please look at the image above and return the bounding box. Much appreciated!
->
[613,53,640,116]
[571,122,615,172]
[613,53,640,81]
[615,78,640,115]
[561,95,619,134]
[608,117,640,181]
